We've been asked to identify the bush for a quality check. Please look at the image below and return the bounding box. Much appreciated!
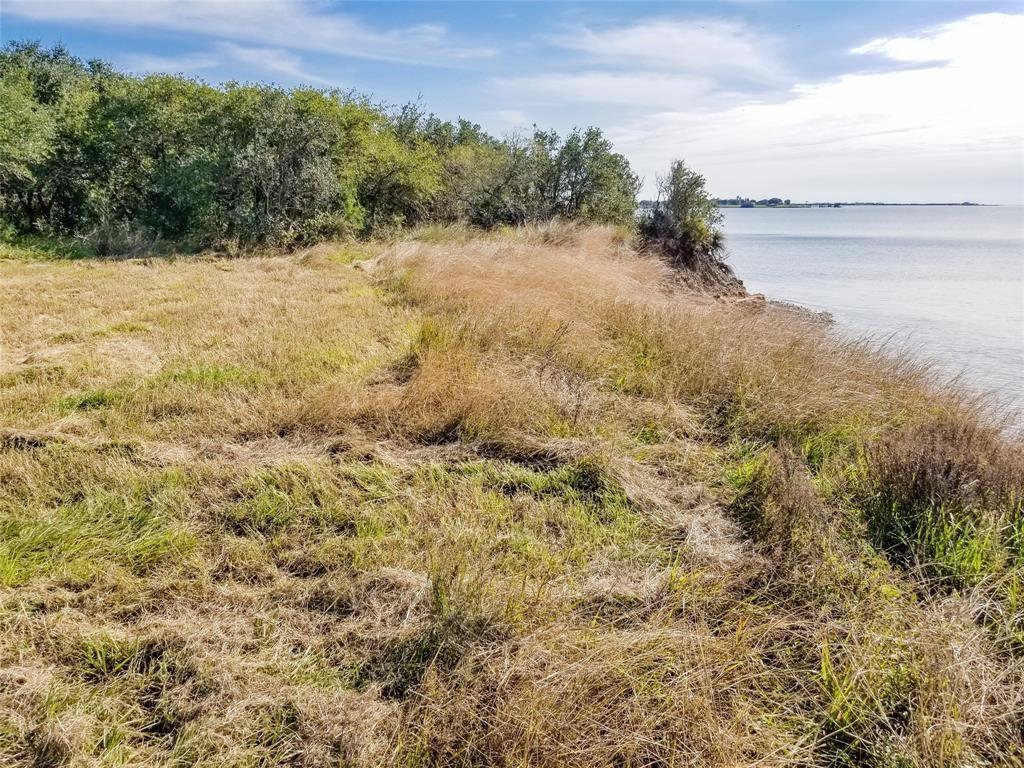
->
[639,160,742,293]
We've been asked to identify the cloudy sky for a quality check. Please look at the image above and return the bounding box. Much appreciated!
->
[3,1,1022,203]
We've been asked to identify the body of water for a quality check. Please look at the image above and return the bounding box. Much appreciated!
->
[721,205,1024,419]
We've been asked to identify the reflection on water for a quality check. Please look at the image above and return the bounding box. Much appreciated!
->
[721,205,1024,421]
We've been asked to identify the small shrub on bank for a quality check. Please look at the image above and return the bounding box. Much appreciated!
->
[639,159,744,294]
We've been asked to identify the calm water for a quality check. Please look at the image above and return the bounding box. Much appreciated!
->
[721,206,1024,419]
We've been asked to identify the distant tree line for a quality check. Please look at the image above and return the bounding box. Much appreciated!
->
[715,197,791,207]
[0,42,640,252]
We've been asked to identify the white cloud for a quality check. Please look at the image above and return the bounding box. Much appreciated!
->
[551,18,786,85]
[607,13,1024,202]
[492,71,716,107]
[850,12,1020,66]
[4,0,495,66]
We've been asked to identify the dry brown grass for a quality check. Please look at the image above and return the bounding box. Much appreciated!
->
[1,227,1021,767]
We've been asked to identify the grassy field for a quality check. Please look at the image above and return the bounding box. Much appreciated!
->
[1,225,1021,767]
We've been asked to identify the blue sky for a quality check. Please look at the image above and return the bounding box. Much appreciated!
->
[3,1,1022,202]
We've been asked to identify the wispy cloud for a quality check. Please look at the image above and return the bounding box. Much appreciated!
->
[485,109,531,135]
[850,11,1020,66]
[549,18,786,85]
[4,0,496,66]
[492,71,716,108]
[215,43,344,87]
[500,17,786,113]
[120,42,345,87]
[119,52,220,75]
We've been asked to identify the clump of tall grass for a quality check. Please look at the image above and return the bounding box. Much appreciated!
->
[856,413,1024,589]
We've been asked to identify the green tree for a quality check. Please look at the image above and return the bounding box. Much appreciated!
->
[640,159,724,260]
[639,160,740,292]
[357,121,441,233]
[528,127,639,225]
[0,67,54,194]
[210,84,354,245]
[0,41,94,232]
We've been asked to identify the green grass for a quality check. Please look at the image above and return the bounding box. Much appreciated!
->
[59,387,125,412]
[0,484,195,587]
[75,635,167,680]
[864,497,1006,589]
[0,232,95,261]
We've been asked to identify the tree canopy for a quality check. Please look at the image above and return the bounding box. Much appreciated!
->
[0,41,640,251]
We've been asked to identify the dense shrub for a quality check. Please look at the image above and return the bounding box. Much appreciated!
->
[639,159,741,292]
[0,41,641,250]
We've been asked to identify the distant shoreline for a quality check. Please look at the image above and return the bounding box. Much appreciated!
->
[715,202,990,209]
[638,200,993,213]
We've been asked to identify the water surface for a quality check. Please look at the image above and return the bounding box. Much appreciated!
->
[721,205,1024,420]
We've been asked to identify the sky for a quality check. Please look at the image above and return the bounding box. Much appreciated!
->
[3,1,1023,203]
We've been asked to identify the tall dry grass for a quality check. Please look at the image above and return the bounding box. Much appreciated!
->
[1,226,1021,767]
